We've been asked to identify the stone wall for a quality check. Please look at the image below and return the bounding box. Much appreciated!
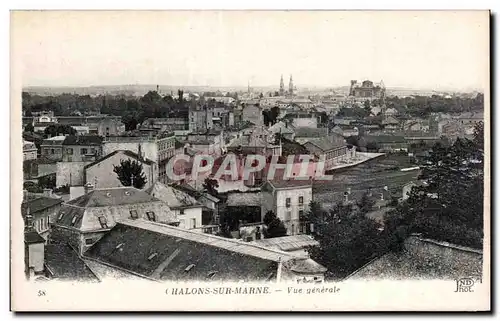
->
[56,161,91,187]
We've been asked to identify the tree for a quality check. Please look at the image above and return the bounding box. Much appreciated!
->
[363,100,371,113]
[357,192,375,214]
[384,132,484,250]
[43,124,77,137]
[24,123,34,133]
[113,159,147,189]
[308,202,387,279]
[263,211,288,238]
[269,107,280,125]
[202,178,219,196]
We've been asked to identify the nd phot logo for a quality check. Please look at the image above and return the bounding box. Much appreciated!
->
[454,277,475,293]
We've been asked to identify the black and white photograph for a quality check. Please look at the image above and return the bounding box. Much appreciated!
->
[10,10,490,311]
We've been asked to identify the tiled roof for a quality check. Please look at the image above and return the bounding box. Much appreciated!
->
[84,150,155,170]
[62,135,103,146]
[66,187,161,208]
[44,244,100,282]
[22,196,63,215]
[226,192,261,207]
[145,182,201,209]
[365,135,406,143]
[268,122,295,135]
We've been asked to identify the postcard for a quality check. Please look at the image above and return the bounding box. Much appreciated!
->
[10,10,490,311]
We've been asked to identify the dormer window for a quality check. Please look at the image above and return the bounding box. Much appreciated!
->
[70,216,77,226]
[57,212,64,222]
[146,211,156,222]
[98,216,108,229]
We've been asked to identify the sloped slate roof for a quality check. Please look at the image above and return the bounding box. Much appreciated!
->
[294,127,328,137]
[144,182,200,209]
[62,135,103,146]
[84,220,288,282]
[44,244,100,282]
[22,196,63,215]
[303,134,346,152]
[66,187,161,208]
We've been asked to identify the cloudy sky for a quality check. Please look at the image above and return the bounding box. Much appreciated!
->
[12,11,489,90]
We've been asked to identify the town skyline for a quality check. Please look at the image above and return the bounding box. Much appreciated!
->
[13,11,488,91]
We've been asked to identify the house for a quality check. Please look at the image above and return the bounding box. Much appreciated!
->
[23,140,38,161]
[56,115,125,137]
[145,182,211,231]
[268,121,296,140]
[84,150,158,190]
[293,127,329,145]
[224,191,263,230]
[23,157,58,180]
[261,179,313,236]
[62,135,103,162]
[303,134,352,169]
[22,190,64,241]
[40,136,66,161]
[331,125,359,137]
[242,103,263,126]
[50,185,179,255]
[381,116,400,130]
[103,131,176,182]
[348,234,482,280]
[172,183,221,222]
[83,219,327,283]
[186,130,224,156]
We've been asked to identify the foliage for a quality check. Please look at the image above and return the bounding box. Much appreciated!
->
[262,107,280,126]
[38,174,56,189]
[307,202,388,279]
[336,106,370,119]
[202,178,219,196]
[24,123,34,133]
[263,211,288,238]
[384,124,484,249]
[357,193,376,214]
[43,124,77,137]
[274,133,309,156]
[112,159,147,189]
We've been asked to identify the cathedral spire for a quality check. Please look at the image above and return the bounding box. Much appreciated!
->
[279,75,285,96]
[289,74,294,96]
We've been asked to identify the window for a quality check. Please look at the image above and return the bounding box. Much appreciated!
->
[179,209,185,215]
[130,210,138,219]
[298,196,304,205]
[71,216,77,226]
[299,210,304,218]
[98,216,108,229]
[185,264,195,272]
[80,148,88,155]
[85,238,94,245]
[50,149,54,154]
[148,253,158,260]
[57,212,64,221]
[90,148,95,154]
[146,211,156,222]
[43,149,48,155]
[179,219,185,228]
[67,148,73,155]
[286,198,291,208]
[191,218,196,229]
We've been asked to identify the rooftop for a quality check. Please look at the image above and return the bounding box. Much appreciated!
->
[84,219,322,282]
[294,127,328,138]
[62,135,103,146]
[22,196,63,215]
[145,182,201,209]
[250,235,319,253]
[226,192,261,207]
[44,244,100,282]
[84,150,155,170]
[303,135,346,152]
[66,187,161,208]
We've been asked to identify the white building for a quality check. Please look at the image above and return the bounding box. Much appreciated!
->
[23,140,38,161]
[261,179,313,236]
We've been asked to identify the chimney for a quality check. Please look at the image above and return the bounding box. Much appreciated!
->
[84,183,94,194]
[276,257,283,283]
[42,188,52,198]
[255,226,262,240]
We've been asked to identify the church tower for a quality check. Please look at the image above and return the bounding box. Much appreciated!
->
[279,75,285,96]
[289,75,294,96]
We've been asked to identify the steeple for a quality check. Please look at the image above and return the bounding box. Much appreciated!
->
[289,75,294,96]
[279,75,285,96]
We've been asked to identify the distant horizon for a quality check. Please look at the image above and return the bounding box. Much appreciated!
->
[22,83,483,93]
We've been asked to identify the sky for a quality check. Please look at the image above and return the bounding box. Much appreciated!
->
[11,11,489,91]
